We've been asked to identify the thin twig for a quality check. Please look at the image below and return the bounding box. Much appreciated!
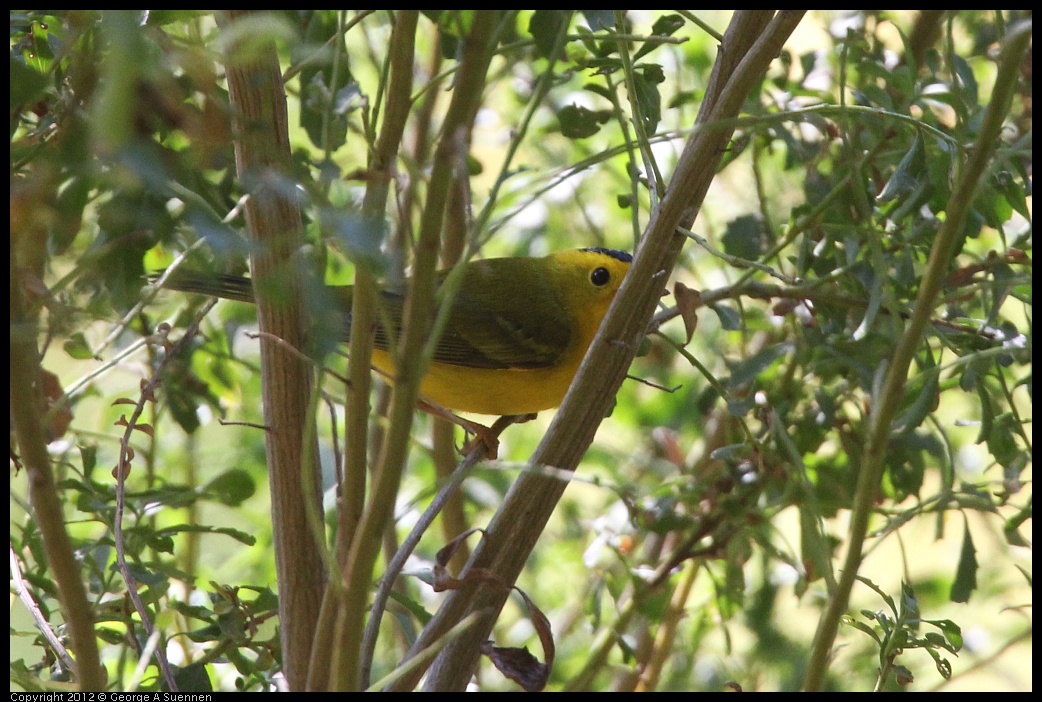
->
[112,299,218,693]
[359,414,526,688]
[9,543,76,672]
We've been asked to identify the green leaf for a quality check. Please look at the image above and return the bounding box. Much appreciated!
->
[709,302,741,331]
[1003,501,1032,547]
[985,412,1020,468]
[973,376,994,445]
[800,494,832,583]
[633,14,685,61]
[721,214,767,260]
[158,524,258,547]
[387,588,434,626]
[899,581,920,619]
[79,444,98,481]
[893,362,939,433]
[203,469,257,507]
[632,63,664,134]
[149,534,176,553]
[124,561,169,588]
[726,342,793,388]
[992,170,1031,221]
[856,575,898,615]
[884,432,929,500]
[167,662,213,693]
[295,11,353,151]
[579,10,614,32]
[10,55,52,111]
[928,619,963,652]
[529,9,570,58]
[145,10,209,26]
[877,131,927,203]
[949,519,978,603]
[951,55,979,111]
[63,332,96,360]
[924,647,953,680]
[842,615,882,644]
[558,103,611,139]
[52,175,94,254]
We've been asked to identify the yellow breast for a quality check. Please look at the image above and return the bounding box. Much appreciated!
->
[371,348,586,415]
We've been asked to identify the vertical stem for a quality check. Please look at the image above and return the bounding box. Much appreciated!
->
[309,9,419,692]
[10,259,105,692]
[218,10,326,690]
[400,11,806,692]
[328,11,505,691]
[341,8,419,570]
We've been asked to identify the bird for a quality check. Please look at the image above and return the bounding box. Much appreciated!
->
[153,247,632,416]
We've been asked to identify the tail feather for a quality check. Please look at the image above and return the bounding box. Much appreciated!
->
[149,270,256,304]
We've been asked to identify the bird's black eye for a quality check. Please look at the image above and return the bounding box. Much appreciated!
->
[591,267,611,286]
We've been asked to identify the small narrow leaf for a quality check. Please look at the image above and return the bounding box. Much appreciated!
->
[949,520,978,603]
[877,132,927,203]
[579,10,613,32]
[709,302,741,331]
[63,332,97,360]
[633,14,685,61]
[726,342,792,388]
[631,64,665,135]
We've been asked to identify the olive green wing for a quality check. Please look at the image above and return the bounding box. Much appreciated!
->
[427,259,572,370]
[154,264,571,370]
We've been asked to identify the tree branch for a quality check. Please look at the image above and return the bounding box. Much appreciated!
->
[392,10,806,692]
[10,259,105,692]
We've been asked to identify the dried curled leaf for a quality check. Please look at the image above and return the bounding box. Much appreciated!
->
[673,281,701,344]
[432,528,557,690]
[481,587,555,692]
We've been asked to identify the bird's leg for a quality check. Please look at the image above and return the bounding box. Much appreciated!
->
[416,396,487,435]
[460,413,538,459]
[415,398,535,459]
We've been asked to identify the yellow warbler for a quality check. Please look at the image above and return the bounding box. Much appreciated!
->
[155,247,632,415]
